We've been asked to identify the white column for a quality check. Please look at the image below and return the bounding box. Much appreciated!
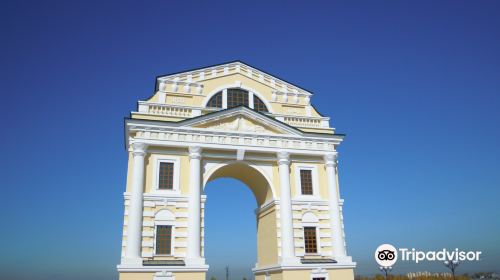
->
[158,81,166,103]
[222,89,228,109]
[277,151,298,265]
[324,152,347,261]
[249,91,255,109]
[187,146,204,266]
[124,142,147,265]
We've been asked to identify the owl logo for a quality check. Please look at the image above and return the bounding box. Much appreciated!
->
[375,244,398,266]
[378,249,396,261]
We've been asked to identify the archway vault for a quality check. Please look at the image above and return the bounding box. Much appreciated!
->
[203,160,280,270]
[203,161,276,207]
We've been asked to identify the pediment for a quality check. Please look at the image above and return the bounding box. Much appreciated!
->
[192,115,281,134]
[179,107,303,136]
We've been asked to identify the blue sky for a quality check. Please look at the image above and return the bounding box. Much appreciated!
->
[1,0,499,279]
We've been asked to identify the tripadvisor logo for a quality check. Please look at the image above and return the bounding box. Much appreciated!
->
[375,244,398,267]
[375,244,482,266]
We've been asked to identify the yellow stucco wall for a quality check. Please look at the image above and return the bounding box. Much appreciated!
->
[289,161,329,200]
[257,205,279,267]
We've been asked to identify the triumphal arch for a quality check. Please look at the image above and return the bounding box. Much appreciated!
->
[117,61,356,280]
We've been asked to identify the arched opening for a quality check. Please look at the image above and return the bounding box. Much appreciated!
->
[204,178,256,280]
[203,162,278,280]
[206,88,269,113]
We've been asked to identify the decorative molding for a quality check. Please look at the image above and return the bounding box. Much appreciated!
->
[294,164,320,199]
[133,101,332,129]
[324,152,338,167]
[188,146,202,159]
[207,116,270,133]
[132,142,147,156]
[277,151,290,165]
[151,155,181,194]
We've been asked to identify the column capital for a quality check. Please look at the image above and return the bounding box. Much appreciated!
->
[132,142,147,157]
[324,152,338,167]
[189,146,202,159]
[277,151,290,165]
[158,81,167,92]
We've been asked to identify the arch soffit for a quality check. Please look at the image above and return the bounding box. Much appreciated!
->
[202,160,277,202]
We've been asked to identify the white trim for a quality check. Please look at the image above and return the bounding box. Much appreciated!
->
[153,216,176,257]
[302,212,321,256]
[118,265,209,272]
[249,91,255,109]
[151,155,181,194]
[294,164,320,199]
[132,133,333,155]
[222,89,228,109]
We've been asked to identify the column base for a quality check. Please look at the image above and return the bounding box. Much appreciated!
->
[184,257,206,267]
[120,257,143,267]
[334,255,355,265]
[280,256,301,266]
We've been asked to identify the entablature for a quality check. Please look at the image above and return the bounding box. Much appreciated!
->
[125,119,343,156]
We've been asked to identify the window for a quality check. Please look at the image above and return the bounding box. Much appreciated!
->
[300,170,313,195]
[313,278,326,280]
[304,227,317,254]
[205,88,269,112]
[253,95,268,112]
[153,157,180,193]
[155,225,172,255]
[158,162,174,190]
[207,92,223,108]
[227,88,249,108]
[295,166,318,198]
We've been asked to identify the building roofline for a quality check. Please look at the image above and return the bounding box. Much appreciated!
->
[154,60,315,94]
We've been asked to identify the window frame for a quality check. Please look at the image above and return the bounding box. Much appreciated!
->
[153,209,176,257]
[153,223,176,256]
[158,162,175,190]
[226,88,249,108]
[303,226,319,255]
[301,212,322,257]
[152,155,181,194]
[204,87,271,113]
[294,165,319,199]
[207,92,223,108]
[253,95,268,112]
[299,169,314,195]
